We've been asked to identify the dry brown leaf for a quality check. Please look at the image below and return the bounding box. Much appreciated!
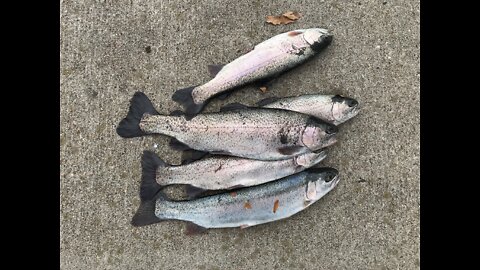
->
[273,199,279,213]
[259,86,268,93]
[282,11,301,20]
[244,201,252,209]
[266,11,302,25]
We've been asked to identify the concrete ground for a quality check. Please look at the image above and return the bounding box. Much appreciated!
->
[60,0,419,269]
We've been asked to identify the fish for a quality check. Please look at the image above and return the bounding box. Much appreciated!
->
[220,94,360,126]
[131,167,340,232]
[116,92,338,161]
[139,149,327,200]
[172,28,333,117]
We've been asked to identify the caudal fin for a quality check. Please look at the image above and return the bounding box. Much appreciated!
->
[116,92,160,138]
[140,150,168,201]
[172,86,205,117]
[131,192,168,227]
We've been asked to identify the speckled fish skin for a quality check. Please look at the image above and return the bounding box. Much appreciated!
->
[151,168,339,229]
[261,94,360,125]
[140,107,337,160]
[156,150,327,190]
[172,28,333,116]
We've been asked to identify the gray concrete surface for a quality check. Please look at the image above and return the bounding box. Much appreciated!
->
[60,0,419,269]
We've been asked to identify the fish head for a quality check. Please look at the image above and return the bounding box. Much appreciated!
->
[330,95,360,125]
[303,28,333,52]
[305,167,340,201]
[295,150,327,168]
[301,118,338,151]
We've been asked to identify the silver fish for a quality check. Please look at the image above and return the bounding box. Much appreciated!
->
[139,149,327,200]
[117,92,338,160]
[259,94,359,125]
[172,28,333,116]
[131,168,340,231]
[220,94,360,126]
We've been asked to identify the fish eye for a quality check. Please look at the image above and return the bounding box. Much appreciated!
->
[325,174,335,182]
[347,99,358,107]
[326,125,337,135]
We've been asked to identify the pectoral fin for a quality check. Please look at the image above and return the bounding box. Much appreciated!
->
[278,146,305,156]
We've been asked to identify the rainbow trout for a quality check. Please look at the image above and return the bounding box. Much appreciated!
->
[116,92,338,160]
[140,149,327,200]
[131,168,340,232]
[172,28,333,117]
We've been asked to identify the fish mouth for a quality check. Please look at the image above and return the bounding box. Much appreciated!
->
[329,175,340,188]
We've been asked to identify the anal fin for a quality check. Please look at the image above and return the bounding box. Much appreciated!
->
[181,150,210,165]
[185,185,208,199]
[185,222,208,235]
[169,138,193,151]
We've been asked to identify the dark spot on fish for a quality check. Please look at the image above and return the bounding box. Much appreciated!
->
[331,94,345,103]
[244,201,252,209]
[383,1,387,5]
[278,127,289,144]
[273,200,279,213]
[145,46,152,53]
[214,164,223,173]
[294,47,306,56]
[358,178,367,183]
[288,31,302,37]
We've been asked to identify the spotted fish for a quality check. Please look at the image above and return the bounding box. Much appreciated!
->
[172,28,333,117]
[139,149,327,200]
[131,168,340,233]
[116,92,338,161]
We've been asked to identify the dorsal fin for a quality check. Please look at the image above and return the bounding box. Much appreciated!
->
[256,96,281,106]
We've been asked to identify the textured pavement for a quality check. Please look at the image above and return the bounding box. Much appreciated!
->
[60,0,420,269]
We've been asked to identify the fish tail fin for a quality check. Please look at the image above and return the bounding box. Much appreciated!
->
[140,150,169,201]
[116,92,160,138]
[131,192,168,227]
[172,86,204,117]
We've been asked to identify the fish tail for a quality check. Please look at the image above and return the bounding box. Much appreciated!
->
[116,92,159,138]
[131,191,168,227]
[140,150,168,201]
[172,86,204,118]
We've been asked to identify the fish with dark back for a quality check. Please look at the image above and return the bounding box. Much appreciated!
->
[132,168,340,234]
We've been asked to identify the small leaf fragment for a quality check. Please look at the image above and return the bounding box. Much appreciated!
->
[259,86,268,93]
[244,201,252,209]
[282,11,301,20]
[266,11,302,25]
[273,199,279,213]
